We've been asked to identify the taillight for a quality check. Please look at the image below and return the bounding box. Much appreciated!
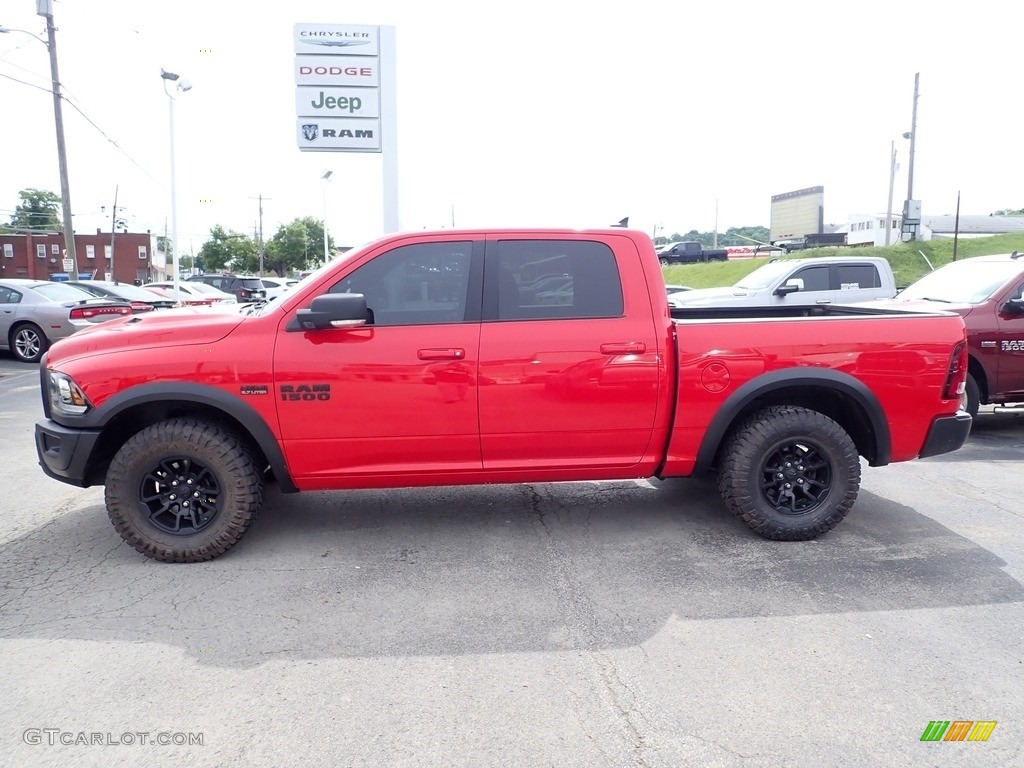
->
[943,341,968,401]
[239,289,251,298]
[69,305,131,320]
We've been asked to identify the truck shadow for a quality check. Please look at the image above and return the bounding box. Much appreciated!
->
[0,478,1020,668]
[921,410,1024,463]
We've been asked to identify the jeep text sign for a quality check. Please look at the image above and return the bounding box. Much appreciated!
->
[295,86,380,117]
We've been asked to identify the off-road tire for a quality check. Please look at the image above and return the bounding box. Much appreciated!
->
[105,418,263,562]
[11,323,47,363]
[717,406,861,541]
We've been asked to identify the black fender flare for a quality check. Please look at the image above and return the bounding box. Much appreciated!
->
[692,368,892,473]
[78,381,297,492]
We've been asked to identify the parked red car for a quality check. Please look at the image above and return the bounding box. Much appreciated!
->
[867,251,1024,416]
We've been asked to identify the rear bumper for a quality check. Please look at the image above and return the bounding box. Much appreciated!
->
[35,419,101,487]
[918,411,973,459]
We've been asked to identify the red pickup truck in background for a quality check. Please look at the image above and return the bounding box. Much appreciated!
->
[34,229,971,562]
[868,251,1024,417]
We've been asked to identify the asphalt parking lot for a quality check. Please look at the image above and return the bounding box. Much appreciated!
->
[1,351,1022,767]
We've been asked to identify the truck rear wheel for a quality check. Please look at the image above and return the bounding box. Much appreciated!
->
[962,373,980,418]
[105,419,263,562]
[717,406,860,541]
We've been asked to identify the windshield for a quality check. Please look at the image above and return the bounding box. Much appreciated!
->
[99,282,171,301]
[898,260,1024,303]
[734,261,798,290]
[187,282,228,295]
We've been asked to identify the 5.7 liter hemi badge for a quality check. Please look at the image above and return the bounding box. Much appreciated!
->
[240,385,269,396]
[280,383,332,401]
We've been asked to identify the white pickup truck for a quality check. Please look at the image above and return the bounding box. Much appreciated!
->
[667,256,898,308]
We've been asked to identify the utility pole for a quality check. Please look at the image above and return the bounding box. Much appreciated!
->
[250,195,271,276]
[713,199,719,248]
[108,185,119,281]
[39,0,78,280]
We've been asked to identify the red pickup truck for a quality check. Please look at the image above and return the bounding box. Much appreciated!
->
[866,251,1024,417]
[34,229,972,562]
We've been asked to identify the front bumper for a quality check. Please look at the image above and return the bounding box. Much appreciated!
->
[35,419,102,487]
[918,411,973,459]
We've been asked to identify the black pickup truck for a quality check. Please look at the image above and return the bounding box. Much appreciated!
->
[655,241,729,264]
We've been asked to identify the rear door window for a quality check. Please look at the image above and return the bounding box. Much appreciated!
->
[491,239,624,320]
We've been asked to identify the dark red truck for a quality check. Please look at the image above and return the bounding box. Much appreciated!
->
[868,251,1024,416]
[34,229,972,562]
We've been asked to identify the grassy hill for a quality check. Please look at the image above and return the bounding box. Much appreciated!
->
[662,233,1024,290]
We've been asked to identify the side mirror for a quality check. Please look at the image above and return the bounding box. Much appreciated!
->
[774,278,803,296]
[294,293,368,331]
[1002,297,1024,314]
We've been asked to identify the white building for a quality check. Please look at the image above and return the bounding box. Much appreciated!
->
[837,213,1024,246]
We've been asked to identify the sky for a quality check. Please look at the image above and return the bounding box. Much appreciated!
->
[1,0,1022,254]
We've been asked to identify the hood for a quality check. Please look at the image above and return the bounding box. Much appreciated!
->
[857,297,975,318]
[46,305,247,365]
[668,286,757,306]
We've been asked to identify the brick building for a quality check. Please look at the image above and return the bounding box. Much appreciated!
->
[0,230,162,283]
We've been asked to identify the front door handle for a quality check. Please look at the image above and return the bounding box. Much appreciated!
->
[418,348,466,360]
[600,342,646,355]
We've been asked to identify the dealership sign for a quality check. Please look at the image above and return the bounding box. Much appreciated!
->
[294,24,388,154]
[297,118,381,151]
[296,86,380,117]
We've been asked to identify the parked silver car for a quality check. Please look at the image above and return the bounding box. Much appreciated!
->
[0,279,132,363]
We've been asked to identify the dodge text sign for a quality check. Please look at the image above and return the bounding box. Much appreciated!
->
[295,56,379,87]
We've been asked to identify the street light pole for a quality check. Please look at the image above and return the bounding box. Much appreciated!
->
[902,72,921,241]
[321,170,333,264]
[885,141,897,246]
[161,69,190,305]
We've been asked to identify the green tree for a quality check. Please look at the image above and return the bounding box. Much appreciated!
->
[156,235,173,258]
[5,188,62,232]
[993,208,1024,216]
[197,226,259,273]
[264,217,333,277]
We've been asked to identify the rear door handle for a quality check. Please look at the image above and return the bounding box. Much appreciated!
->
[600,342,646,355]
[418,348,466,360]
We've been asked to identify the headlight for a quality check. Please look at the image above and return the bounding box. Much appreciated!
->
[47,371,92,416]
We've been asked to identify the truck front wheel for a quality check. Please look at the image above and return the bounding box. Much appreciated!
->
[105,419,264,562]
[717,406,861,541]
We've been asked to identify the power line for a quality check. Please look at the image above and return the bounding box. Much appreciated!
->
[1,69,160,185]
[0,70,50,93]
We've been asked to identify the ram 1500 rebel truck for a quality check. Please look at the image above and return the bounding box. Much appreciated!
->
[655,241,729,264]
[863,251,1024,417]
[668,256,898,309]
[34,229,972,562]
